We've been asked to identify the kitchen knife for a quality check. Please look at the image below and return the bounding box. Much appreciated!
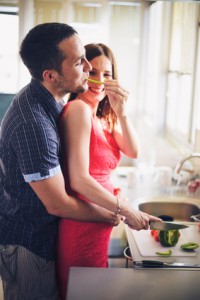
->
[134,260,200,268]
[150,221,188,230]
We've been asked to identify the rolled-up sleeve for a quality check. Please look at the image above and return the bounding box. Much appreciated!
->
[13,121,61,182]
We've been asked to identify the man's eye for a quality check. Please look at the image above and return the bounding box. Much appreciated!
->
[76,58,84,66]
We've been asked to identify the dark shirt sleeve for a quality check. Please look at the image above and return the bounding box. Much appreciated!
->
[12,121,61,182]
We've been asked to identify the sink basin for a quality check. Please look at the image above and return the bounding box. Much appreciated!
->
[135,196,200,222]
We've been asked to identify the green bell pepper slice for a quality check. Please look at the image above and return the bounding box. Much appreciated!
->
[180,242,199,250]
[156,249,172,256]
[159,230,180,247]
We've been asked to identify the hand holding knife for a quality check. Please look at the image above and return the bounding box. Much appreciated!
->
[124,219,189,230]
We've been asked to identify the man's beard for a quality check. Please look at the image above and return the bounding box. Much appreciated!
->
[57,73,88,95]
[73,85,87,94]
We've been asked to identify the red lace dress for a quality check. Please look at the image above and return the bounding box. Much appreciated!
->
[56,103,121,300]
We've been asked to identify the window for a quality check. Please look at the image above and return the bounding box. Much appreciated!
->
[191,24,200,143]
[0,11,19,93]
[139,1,200,152]
[70,1,141,115]
[72,2,102,24]
[166,2,199,147]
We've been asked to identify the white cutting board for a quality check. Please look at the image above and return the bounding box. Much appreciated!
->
[132,225,200,257]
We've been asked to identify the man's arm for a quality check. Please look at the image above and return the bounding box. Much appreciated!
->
[29,172,119,224]
[30,170,161,230]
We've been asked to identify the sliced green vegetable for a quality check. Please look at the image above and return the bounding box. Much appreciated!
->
[180,242,199,250]
[159,230,179,247]
[87,78,104,84]
[156,249,172,256]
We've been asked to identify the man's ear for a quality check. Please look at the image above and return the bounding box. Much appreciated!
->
[43,70,56,82]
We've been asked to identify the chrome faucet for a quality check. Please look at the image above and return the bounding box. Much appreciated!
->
[175,153,200,174]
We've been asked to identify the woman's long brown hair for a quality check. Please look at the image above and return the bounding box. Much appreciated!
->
[68,43,118,131]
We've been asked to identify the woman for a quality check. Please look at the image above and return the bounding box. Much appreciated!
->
[57,43,160,299]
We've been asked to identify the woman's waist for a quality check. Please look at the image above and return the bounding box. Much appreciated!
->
[90,173,110,183]
[76,175,114,203]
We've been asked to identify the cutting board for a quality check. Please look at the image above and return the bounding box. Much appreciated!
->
[132,225,200,257]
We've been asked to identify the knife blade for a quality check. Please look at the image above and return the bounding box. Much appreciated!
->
[134,260,200,268]
[150,221,188,230]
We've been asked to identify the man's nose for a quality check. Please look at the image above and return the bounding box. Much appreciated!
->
[84,58,92,71]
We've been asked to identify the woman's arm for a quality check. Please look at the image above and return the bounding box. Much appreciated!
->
[104,80,141,158]
[113,115,141,158]
[61,100,119,213]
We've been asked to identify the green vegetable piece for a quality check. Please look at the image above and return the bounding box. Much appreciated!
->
[180,242,199,250]
[87,78,104,84]
[156,249,172,256]
[159,230,179,247]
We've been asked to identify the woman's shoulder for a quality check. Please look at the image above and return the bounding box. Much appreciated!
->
[61,99,91,121]
[68,99,90,112]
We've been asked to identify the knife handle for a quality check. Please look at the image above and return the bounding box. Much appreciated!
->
[142,260,164,267]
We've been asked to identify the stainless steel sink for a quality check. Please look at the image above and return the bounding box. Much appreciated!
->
[139,202,200,221]
[135,196,200,222]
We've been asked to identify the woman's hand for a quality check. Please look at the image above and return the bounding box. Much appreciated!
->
[104,79,129,118]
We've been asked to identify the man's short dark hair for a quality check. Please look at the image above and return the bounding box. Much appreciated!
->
[20,22,77,81]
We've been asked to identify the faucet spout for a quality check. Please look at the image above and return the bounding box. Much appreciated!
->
[175,153,200,174]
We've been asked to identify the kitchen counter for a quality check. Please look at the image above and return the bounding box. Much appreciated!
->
[67,267,200,300]
[66,167,200,299]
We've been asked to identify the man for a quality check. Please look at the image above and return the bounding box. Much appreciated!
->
[0,22,120,300]
[0,22,158,299]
